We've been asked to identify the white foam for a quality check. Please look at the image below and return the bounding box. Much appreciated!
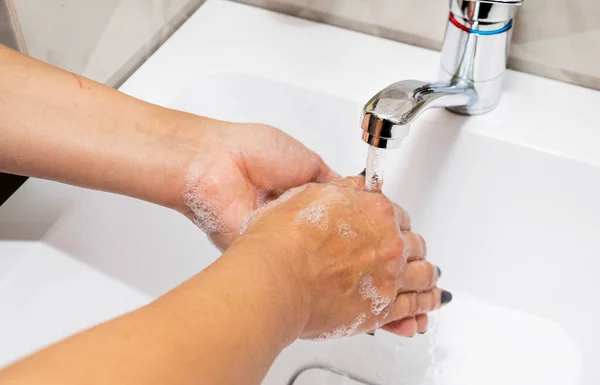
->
[381,307,390,319]
[359,275,392,315]
[313,313,367,340]
[294,187,351,230]
[337,220,357,238]
[295,202,329,230]
[254,187,268,206]
[182,164,227,234]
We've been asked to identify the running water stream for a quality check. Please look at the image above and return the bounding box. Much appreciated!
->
[365,146,388,192]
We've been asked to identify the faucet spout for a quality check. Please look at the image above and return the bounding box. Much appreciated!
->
[360,0,522,149]
[361,80,476,149]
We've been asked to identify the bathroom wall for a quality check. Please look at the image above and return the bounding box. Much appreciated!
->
[12,0,206,87]
[10,0,600,90]
[231,0,600,90]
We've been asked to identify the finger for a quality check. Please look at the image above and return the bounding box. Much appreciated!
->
[389,288,452,320]
[401,231,427,261]
[394,203,411,231]
[381,317,418,337]
[242,131,337,192]
[416,314,429,334]
[361,193,411,231]
[399,261,440,292]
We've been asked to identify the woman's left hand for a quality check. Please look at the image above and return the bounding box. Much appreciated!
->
[166,116,339,250]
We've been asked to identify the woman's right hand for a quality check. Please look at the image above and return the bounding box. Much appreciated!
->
[235,176,452,340]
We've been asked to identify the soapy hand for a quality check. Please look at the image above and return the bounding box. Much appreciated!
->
[178,121,339,250]
[235,176,451,339]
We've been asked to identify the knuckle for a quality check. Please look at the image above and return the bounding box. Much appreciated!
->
[389,237,405,257]
[401,233,414,258]
[394,204,411,228]
[372,195,394,215]
[407,292,419,315]
[382,201,395,217]
[384,257,399,275]
[378,237,405,262]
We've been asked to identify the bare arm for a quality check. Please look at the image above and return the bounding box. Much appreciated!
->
[0,45,447,385]
[0,240,306,385]
[0,44,337,247]
[0,178,445,385]
[0,43,199,210]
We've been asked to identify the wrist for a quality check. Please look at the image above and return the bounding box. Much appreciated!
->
[126,106,215,212]
[223,234,312,344]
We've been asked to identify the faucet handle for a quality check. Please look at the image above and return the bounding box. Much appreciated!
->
[451,0,523,24]
[440,0,522,115]
[470,0,522,3]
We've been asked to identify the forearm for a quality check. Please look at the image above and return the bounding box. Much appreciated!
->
[0,238,306,385]
[0,44,204,209]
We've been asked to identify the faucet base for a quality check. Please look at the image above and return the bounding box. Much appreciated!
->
[446,103,497,116]
[441,73,505,115]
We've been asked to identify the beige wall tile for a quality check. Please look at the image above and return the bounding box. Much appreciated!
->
[233,0,600,90]
[13,0,205,87]
[11,0,600,90]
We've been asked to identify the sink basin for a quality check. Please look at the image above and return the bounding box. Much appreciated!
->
[0,72,594,384]
[1,1,599,384]
[291,367,371,385]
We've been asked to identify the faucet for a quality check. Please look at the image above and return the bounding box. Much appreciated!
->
[361,0,523,149]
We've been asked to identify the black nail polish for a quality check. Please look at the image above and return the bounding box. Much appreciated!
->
[436,266,442,278]
[441,290,453,305]
[359,169,366,176]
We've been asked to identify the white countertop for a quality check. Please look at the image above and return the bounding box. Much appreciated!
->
[1,0,600,381]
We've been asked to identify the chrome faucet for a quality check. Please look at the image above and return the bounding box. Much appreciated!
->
[361,0,523,149]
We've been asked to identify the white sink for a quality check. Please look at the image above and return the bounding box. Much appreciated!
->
[1,1,600,384]
[1,71,593,385]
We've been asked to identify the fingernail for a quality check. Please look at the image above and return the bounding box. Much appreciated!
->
[441,290,453,305]
[436,266,442,278]
[359,169,366,176]
[418,329,427,335]
[366,331,375,336]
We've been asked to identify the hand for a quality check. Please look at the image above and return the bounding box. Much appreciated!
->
[175,119,338,250]
[0,44,335,253]
[235,176,452,339]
